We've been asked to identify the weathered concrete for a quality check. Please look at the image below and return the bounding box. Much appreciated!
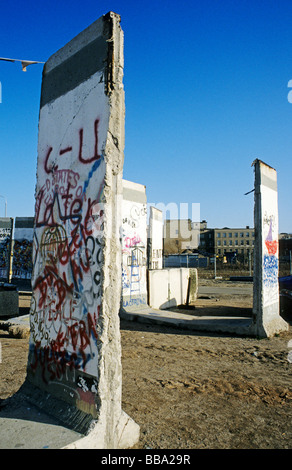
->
[2,12,139,449]
[121,179,148,310]
[148,268,190,309]
[120,306,254,336]
[252,159,288,337]
[0,217,13,282]
[187,268,198,304]
[12,217,34,281]
[148,206,163,270]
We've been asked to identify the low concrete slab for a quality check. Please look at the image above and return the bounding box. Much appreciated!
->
[121,306,254,336]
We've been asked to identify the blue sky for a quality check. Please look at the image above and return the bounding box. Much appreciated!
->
[0,0,292,232]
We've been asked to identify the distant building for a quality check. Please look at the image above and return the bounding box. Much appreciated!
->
[279,233,292,259]
[162,218,258,260]
[200,223,255,259]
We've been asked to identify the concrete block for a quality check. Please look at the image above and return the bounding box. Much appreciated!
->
[148,268,190,309]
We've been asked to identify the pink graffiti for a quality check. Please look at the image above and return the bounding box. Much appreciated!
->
[124,233,142,248]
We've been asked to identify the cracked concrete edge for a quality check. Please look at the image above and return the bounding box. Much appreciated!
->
[62,410,140,449]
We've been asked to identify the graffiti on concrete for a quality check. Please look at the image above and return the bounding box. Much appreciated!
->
[29,106,106,406]
[0,226,12,279]
[263,215,278,304]
[122,200,147,308]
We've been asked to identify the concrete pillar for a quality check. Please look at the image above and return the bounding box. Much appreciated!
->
[252,159,288,337]
[148,206,163,270]
[121,179,148,310]
[0,218,13,282]
[12,217,34,280]
[22,12,139,448]
[187,268,198,304]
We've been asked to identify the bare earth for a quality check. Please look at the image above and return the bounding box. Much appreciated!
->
[0,281,291,449]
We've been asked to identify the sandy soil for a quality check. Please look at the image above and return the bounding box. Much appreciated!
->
[0,282,291,449]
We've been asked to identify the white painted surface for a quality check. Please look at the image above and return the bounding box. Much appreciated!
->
[121,180,147,309]
[148,268,190,309]
[253,159,288,337]
[32,70,109,378]
[260,168,279,310]
[148,206,163,270]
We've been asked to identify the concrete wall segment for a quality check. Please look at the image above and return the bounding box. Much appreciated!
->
[20,12,139,448]
[252,159,288,337]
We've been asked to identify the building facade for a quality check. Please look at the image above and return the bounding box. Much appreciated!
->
[200,225,255,259]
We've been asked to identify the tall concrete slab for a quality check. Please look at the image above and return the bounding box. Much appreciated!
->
[12,217,34,280]
[148,206,163,270]
[121,179,148,310]
[252,159,288,337]
[16,12,139,448]
[0,217,13,282]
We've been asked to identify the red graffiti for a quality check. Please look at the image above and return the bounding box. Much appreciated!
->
[44,147,56,174]
[78,119,101,164]
[59,146,72,155]
[31,117,104,385]
[44,118,101,175]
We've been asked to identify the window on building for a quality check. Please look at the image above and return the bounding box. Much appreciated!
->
[217,240,221,246]
[223,233,226,238]
[241,240,244,245]
[229,240,232,246]
[223,240,227,246]
[234,233,238,237]
[217,233,221,238]
[235,240,238,245]
[240,232,244,237]
[246,232,249,237]
[229,233,232,238]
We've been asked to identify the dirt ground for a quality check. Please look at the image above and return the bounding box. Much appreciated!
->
[0,280,292,449]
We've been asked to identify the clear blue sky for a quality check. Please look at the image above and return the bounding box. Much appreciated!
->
[0,0,292,232]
